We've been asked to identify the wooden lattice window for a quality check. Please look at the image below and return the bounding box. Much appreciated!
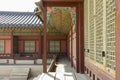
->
[106,0,116,71]
[95,0,104,64]
[0,40,4,53]
[49,41,60,52]
[84,0,89,58]
[89,0,95,60]
[84,0,116,76]
[24,41,35,53]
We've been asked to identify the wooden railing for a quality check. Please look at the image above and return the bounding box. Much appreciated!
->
[0,54,13,59]
[47,52,67,56]
[47,55,57,72]
[14,53,39,60]
[0,53,40,59]
[13,53,40,64]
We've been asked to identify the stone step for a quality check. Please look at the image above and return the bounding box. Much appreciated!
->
[15,60,34,64]
[9,75,28,80]
[0,76,9,80]
[9,67,30,80]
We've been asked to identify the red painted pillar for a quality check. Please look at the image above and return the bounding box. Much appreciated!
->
[67,36,70,60]
[43,5,47,73]
[116,0,120,80]
[76,3,80,73]
[39,35,41,58]
[71,26,73,67]
[79,2,84,73]
[11,35,14,58]
[41,36,43,57]
[76,2,84,73]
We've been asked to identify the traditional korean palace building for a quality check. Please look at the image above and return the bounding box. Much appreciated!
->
[0,11,67,64]
[0,11,42,64]
[0,0,120,80]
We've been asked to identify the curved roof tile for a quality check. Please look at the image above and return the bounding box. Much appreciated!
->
[0,11,42,27]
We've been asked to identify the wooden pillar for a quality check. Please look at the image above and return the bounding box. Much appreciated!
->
[43,5,47,73]
[76,2,84,73]
[76,3,80,73]
[71,26,73,67]
[11,35,14,58]
[79,2,84,73]
[41,36,43,57]
[39,35,41,58]
[67,36,70,60]
[116,0,120,80]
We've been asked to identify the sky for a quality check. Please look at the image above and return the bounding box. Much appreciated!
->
[0,0,39,12]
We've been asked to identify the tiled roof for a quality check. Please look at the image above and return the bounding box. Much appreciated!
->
[0,11,42,27]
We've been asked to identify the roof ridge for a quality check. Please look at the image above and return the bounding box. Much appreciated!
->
[0,11,33,15]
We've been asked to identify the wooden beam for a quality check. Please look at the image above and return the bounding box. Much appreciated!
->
[42,0,81,2]
[116,0,120,80]
[42,0,83,4]
[42,0,81,7]
[44,2,78,7]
